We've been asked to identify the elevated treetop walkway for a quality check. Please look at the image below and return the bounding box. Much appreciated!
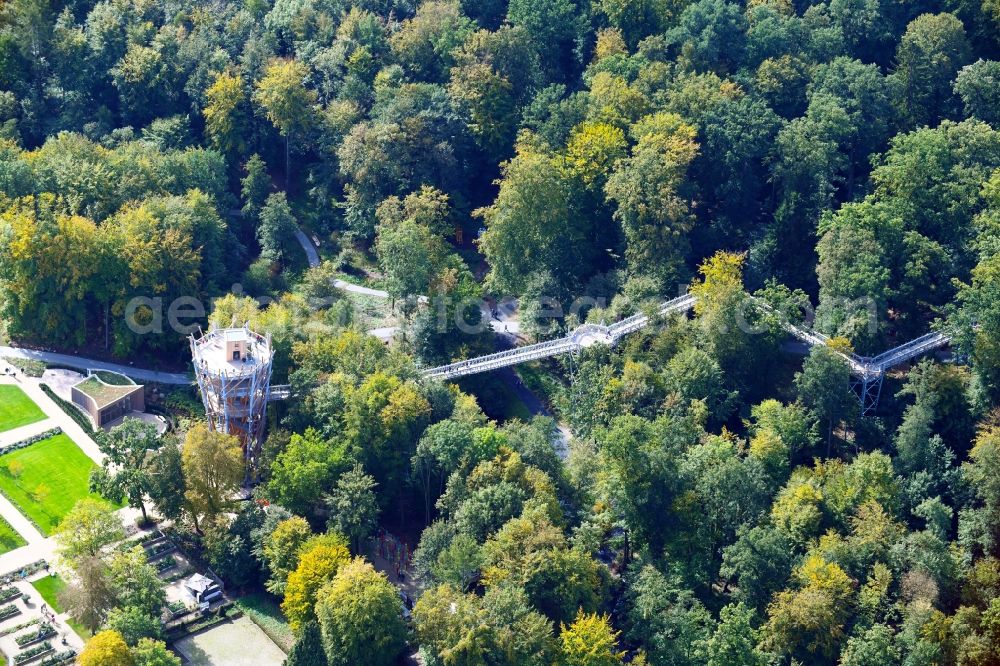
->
[421,292,952,414]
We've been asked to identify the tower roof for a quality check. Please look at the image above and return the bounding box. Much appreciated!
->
[190,326,273,375]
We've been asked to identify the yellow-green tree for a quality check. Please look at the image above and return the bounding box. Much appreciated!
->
[54,498,124,565]
[282,533,351,633]
[181,424,244,533]
[315,558,406,666]
[203,70,248,157]
[558,611,625,666]
[253,58,317,182]
[79,630,134,666]
[605,113,698,290]
[761,555,855,661]
[262,516,313,595]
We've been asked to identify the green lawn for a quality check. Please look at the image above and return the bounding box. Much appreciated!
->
[0,433,113,535]
[0,516,25,555]
[31,574,90,638]
[0,386,45,434]
[235,593,295,653]
[31,574,64,610]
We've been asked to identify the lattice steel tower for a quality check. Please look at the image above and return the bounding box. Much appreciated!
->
[190,325,273,475]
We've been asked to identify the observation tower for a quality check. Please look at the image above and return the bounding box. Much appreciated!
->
[189,325,273,475]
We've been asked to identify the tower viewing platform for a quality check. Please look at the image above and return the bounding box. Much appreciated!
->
[189,326,273,475]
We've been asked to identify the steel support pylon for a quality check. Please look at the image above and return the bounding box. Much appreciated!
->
[852,372,884,416]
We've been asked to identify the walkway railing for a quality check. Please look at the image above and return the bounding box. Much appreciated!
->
[420,291,954,413]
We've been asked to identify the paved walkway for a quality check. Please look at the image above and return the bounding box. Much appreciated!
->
[0,577,86,659]
[333,278,391,299]
[0,419,57,448]
[0,346,189,385]
[0,493,43,544]
[294,228,321,268]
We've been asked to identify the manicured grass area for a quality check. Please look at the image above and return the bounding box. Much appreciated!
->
[235,593,295,653]
[31,575,90,638]
[0,433,112,535]
[0,386,45,434]
[31,574,64,610]
[0,516,26,555]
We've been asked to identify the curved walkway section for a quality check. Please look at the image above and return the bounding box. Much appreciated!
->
[294,228,321,268]
[421,292,952,396]
[0,346,189,385]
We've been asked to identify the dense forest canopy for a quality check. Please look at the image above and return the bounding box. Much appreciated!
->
[4,0,1000,664]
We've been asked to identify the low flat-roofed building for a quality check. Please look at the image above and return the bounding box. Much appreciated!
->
[70,373,145,430]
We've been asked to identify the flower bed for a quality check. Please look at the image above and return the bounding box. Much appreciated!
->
[165,602,240,641]
[14,642,52,664]
[162,566,193,584]
[0,586,22,603]
[154,555,177,573]
[15,623,55,647]
[0,428,63,457]
[145,541,175,560]
[166,600,189,618]
[0,603,21,622]
[37,650,75,666]
[0,619,38,638]
[0,561,46,587]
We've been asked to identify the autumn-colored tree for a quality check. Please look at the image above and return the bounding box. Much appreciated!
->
[282,533,352,633]
[559,611,625,666]
[181,423,244,533]
[203,70,248,157]
[253,58,317,182]
[262,516,314,594]
[79,630,134,666]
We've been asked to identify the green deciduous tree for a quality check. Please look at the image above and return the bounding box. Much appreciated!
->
[315,558,406,666]
[54,498,124,564]
[104,605,162,646]
[130,638,181,666]
[90,418,162,523]
[325,465,379,552]
[477,143,593,296]
[267,428,350,517]
[147,441,185,522]
[892,13,971,127]
[815,221,891,353]
[698,603,768,666]
[955,60,1000,126]
[286,620,328,666]
[257,192,298,263]
[181,423,244,533]
[794,345,855,455]
[605,113,698,289]
[108,546,166,618]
